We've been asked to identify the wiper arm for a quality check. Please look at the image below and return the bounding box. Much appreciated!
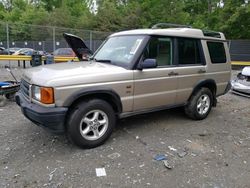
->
[95,59,111,63]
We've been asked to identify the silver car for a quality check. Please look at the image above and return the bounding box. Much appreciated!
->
[231,66,250,97]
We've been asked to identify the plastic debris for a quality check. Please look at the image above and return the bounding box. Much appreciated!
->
[107,152,120,159]
[168,146,177,152]
[96,168,107,177]
[177,149,188,158]
[49,168,57,181]
[14,174,20,178]
[139,164,145,168]
[191,153,197,157]
[163,160,173,169]
[154,154,167,161]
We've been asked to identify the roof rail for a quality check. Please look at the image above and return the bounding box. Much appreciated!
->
[202,30,221,38]
[151,23,192,29]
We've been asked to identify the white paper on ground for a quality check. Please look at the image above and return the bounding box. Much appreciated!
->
[96,168,107,177]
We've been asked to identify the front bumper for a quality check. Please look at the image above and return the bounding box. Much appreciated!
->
[16,92,68,133]
[231,80,250,97]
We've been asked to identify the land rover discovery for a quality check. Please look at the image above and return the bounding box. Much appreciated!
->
[16,23,231,148]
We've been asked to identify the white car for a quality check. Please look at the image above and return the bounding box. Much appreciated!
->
[231,66,250,97]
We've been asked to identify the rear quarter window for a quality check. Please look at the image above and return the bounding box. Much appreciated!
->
[207,42,226,63]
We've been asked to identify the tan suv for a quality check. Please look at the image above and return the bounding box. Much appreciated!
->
[16,23,231,148]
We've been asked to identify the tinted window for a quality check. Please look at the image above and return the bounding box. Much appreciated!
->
[178,38,202,65]
[207,42,226,63]
[144,37,172,67]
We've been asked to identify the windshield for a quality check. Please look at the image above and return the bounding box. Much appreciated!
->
[94,35,145,67]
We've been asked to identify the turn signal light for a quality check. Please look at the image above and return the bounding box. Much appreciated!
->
[40,87,54,104]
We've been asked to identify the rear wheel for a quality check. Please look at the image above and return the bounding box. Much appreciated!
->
[185,88,213,120]
[67,99,116,148]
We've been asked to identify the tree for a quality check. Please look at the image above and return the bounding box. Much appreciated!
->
[0,0,249,39]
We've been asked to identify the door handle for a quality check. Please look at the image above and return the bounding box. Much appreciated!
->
[168,71,179,76]
[198,69,206,74]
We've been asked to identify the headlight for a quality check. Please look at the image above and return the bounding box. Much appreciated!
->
[32,85,41,101]
[32,85,54,104]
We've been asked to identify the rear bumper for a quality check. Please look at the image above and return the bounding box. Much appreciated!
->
[16,92,68,133]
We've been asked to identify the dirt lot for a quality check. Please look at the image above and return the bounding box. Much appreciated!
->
[0,68,250,188]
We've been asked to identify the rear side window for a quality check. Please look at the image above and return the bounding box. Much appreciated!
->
[207,42,226,63]
[178,38,202,65]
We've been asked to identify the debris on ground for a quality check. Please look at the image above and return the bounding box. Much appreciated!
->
[163,160,173,169]
[96,168,107,177]
[48,168,57,181]
[177,149,188,158]
[154,154,173,169]
[13,174,20,178]
[168,146,177,152]
[107,152,121,159]
[154,154,167,161]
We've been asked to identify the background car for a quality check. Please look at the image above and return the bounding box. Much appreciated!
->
[0,47,8,55]
[63,33,93,61]
[13,48,35,56]
[53,48,75,57]
[231,66,250,97]
[9,47,21,54]
[37,51,49,56]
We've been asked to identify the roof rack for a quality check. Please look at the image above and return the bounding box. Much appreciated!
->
[151,23,192,29]
[202,30,221,38]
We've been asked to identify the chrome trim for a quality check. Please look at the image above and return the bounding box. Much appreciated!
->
[29,85,32,102]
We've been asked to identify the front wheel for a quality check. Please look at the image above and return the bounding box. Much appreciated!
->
[66,99,116,149]
[185,88,213,120]
[5,93,16,101]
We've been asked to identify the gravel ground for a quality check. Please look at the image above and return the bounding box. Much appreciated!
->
[0,68,250,188]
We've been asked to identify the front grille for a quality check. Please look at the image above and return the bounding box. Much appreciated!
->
[20,79,30,99]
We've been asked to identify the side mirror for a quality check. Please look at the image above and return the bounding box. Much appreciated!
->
[138,59,157,70]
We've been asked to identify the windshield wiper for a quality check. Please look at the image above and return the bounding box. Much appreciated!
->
[95,59,112,63]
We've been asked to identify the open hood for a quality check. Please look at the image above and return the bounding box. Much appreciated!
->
[63,33,93,60]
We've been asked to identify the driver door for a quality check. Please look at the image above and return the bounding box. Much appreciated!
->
[133,36,178,111]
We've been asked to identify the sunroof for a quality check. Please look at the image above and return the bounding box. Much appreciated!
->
[203,30,221,38]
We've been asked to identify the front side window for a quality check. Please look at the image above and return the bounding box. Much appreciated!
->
[207,42,226,63]
[178,38,202,65]
[143,37,172,67]
[94,35,146,67]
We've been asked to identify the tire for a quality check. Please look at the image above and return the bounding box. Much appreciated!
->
[185,87,213,120]
[5,93,16,101]
[66,99,116,149]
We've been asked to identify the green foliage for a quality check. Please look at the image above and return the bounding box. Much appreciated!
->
[0,0,249,39]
